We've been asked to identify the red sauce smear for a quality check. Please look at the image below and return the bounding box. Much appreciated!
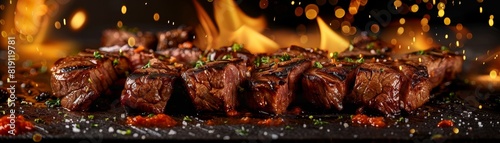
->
[351,114,386,128]
[126,114,177,128]
[257,118,284,126]
[437,119,454,128]
[0,115,34,135]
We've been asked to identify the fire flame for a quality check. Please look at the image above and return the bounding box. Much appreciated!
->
[194,0,279,53]
[317,17,350,53]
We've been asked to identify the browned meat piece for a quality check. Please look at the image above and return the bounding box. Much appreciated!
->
[156,26,195,50]
[405,48,463,88]
[391,61,432,112]
[156,47,202,66]
[78,49,131,78]
[272,45,329,61]
[351,62,407,115]
[120,59,180,114]
[340,32,392,58]
[206,44,256,66]
[50,56,118,111]
[101,29,158,50]
[181,59,248,116]
[302,62,357,110]
[246,57,311,114]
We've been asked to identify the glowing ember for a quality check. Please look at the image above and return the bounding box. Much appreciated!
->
[491,70,498,79]
[70,10,86,31]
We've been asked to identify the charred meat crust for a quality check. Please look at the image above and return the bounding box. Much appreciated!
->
[120,59,180,114]
[50,56,118,111]
[247,58,312,114]
[181,59,248,115]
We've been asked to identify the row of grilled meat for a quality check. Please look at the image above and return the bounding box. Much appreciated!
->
[50,29,463,116]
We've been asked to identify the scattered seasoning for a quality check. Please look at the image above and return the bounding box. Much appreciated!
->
[337,115,343,120]
[396,117,404,122]
[348,44,354,51]
[0,115,34,135]
[379,68,385,72]
[35,92,51,102]
[113,59,119,66]
[183,116,192,122]
[344,57,354,62]
[64,114,68,118]
[284,125,293,130]
[232,43,243,52]
[45,98,61,108]
[105,118,110,121]
[34,118,44,124]
[93,51,103,59]
[75,124,80,129]
[313,119,329,125]
[235,127,248,136]
[126,114,177,128]
[58,111,63,115]
[222,54,233,60]
[91,123,99,127]
[409,128,416,134]
[441,46,450,51]
[142,61,151,69]
[195,60,205,69]
[351,114,386,128]
[437,120,454,128]
[88,115,95,120]
[313,61,323,68]
[332,52,339,59]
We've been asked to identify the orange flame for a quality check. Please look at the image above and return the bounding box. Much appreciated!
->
[193,0,279,53]
[317,17,350,53]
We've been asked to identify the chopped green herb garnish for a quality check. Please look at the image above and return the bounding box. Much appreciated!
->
[417,50,425,55]
[125,129,132,135]
[332,52,338,59]
[119,49,124,57]
[449,92,455,98]
[93,51,103,59]
[308,115,314,119]
[75,124,80,129]
[261,56,270,63]
[183,116,192,122]
[278,53,291,62]
[232,43,243,52]
[113,117,117,121]
[222,54,233,60]
[380,68,385,72]
[337,116,343,120]
[366,42,375,49]
[158,55,166,61]
[45,98,61,108]
[92,123,99,127]
[142,61,151,69]
[58,111,63,115]
[397,117,404,122]
[113,59,119,66]
[88,115,95,120]
[441,46,449,51]
[313,119,329,125]
[356,58,365,63]
[313,61,323,68]
[64,114,68,118]
[34,118,44,124]
[1,110,5,115]
[147,114,155,118]
[223,120,228,124]
[344,57,354,62]
[195,60,205,68]
[349,44,354,51]
[235,128,249,136]
[105,118,110,121]
[284,125,293,130]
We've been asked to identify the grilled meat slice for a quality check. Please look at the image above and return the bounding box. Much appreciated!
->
[340,32,392,58]
[121,59,180,114]
[247,58,311,114]
[302,62,357,110]
[351,62,407,115]
[156,26,195,51]
[78,49,131,78]
[50,56,118,111]
[182,59,248,116]
[405,48,463,88]
[392,61,432,112]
